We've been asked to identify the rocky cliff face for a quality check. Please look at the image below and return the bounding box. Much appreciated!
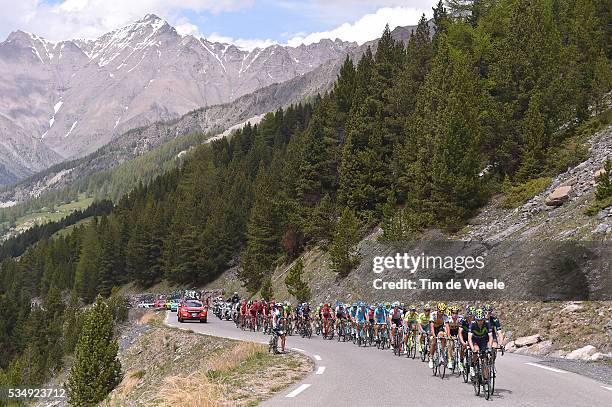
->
[0,14,358,184]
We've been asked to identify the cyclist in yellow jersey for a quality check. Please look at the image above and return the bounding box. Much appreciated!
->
[417,304,432,358]
[403,305,419,353]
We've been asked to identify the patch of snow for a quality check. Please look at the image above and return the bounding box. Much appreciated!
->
[114,117,121,129]
[49,116,55,127]
[199,38,226,73]
[53,101,63,114]
[64,121,78,138]
[30,47,43,63]
[127,52,146,72]
[0,201,17,208]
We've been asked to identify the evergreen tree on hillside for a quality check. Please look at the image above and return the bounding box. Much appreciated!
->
[260,277,274,301]
[66,297,121,406]
[240,169,282,293]
[329,207,360,277]
[285,259,311,302]
[595,159,612,200]
[74,223,101,303]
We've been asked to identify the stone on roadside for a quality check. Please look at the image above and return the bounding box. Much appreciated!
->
[561,303,584,313]
[527,340,553,356]
[588,352,606,361]
[594,168,606,182]
[514,334,542,347]
[565,345,597,360]
[545,186,571,206]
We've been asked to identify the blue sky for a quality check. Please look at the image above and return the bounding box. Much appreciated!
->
[0,0,436,49]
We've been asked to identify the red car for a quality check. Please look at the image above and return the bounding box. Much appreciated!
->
[154,299,166,309]
[178,300,208,323]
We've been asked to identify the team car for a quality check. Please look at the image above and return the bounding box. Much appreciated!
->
[178,300,208,323]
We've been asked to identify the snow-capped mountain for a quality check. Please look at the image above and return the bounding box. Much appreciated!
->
[0,14,357,184]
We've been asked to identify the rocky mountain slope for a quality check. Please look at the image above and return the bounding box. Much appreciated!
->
[0,14,357,184]
[0,23,422,204]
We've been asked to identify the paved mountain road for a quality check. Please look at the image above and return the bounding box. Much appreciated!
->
[165,312,612,407]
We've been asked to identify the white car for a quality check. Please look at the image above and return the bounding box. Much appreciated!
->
[137,302,154,309]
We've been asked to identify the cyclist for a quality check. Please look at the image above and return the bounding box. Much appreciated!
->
[468,309,493,379]
[355,302,368,341]
[240,299,248,328]
[249,299,258,330]
[272,303,286,352]
[321,303,333,336]
[429,302,449,369]
[374,303,388,343]
[403,305,419,354]
[417,304,432,357]
[458,306,475,373]
[349,303,358,337]
[446,305,462,369]
[389,301,403,349]
[484,304,504,350]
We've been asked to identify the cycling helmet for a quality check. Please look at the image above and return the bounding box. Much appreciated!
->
[393,301,400,307]
[437,302,447,312]
[385,302,391,308]
[424,304,431,311]
[359,301,366,307]
[450,305,460,314]
[378,303,384,308]
[484,304,493,312]
[468,306,476,315]
[319,303,323,307]
[409,304,417,311]
[370,305,375,310]
[475,309,485,321]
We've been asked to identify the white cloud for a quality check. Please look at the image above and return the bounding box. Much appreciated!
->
[286,6,430,47]
[0,0,254,41]
[206,33,277,51]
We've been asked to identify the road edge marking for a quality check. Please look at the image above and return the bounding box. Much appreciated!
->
[286,384,311,398]
[525,362,567,373]
[316,366,326,375]
[602,386,612,392]
[313,354,322,361]
[291,347,306,352]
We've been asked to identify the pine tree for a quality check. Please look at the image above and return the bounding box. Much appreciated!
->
[66,297,121,406]
[329,207,360,277]
[595,159,612,200]
[260,277,274,301]
[240,169,281,293]
[284,259,311,302]
[74,224,101,303]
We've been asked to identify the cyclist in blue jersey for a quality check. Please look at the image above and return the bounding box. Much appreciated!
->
[373,303,388,343]
[355,302,368,340]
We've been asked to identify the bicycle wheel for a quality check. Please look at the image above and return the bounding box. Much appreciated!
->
[489,357,496,395]
[483,363,491,400]
[439,343,446,379]
[432,345,439,376]
[462,352,470,383]
[473,361,481,396]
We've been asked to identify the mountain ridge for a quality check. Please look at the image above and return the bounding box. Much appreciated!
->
[0,14,361,183]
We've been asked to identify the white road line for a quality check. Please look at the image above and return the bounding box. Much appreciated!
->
[286,384,311,398]
[291,347,306,352]
[602,386,612,392]
[316,366,326,375]
[313,354,322,361]
[525,362,567,373]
